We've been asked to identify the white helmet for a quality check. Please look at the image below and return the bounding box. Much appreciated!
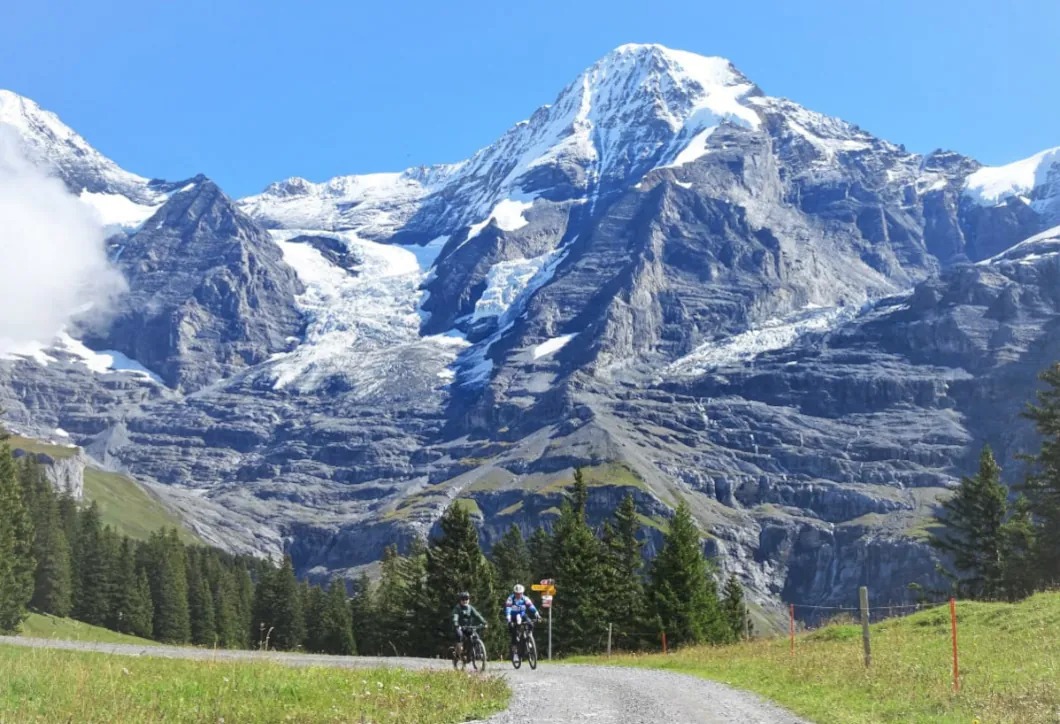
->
[513,584,525,594]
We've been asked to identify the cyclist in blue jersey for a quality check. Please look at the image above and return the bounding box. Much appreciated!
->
[503,584,541,659]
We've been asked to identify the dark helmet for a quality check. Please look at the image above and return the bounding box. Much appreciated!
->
[458,591,470,601]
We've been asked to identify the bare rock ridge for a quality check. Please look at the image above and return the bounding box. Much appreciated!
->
[1,44,1058,613]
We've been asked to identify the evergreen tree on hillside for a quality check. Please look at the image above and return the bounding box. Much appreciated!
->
[423,504,499,656]
[550,475,607,654]
[303,582,327,653]
[373,543,426,656]
[999,495,1038,600]
[931,447,1009,598]
[319,581,356,655]
[721,575,747,642]
[73,502,112,627]
[600,493,649,650]
[186,548,217,646]
[0,445,35,632]
[491,524,532,592]
[648,501,725,647]
[144,529,191,643]
[57,491,79,550]
[1021,363,1060,584]
[110,537,151,636]
[206,554,243,649]
[233,565,254,649]
[349,573,377,655]
[22,460,72,617]
[527,526,554,584]
[252,555,306,651]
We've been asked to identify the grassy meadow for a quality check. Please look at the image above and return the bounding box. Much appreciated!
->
[572,592,1060,723]
[0,643,509,723]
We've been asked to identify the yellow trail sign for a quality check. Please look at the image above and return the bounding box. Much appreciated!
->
[531,584,556,595]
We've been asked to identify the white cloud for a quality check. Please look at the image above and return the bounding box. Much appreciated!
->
[0,125,126,354]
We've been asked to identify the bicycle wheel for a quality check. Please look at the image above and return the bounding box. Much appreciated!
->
[511,640,522,670]
[526,633,538,670]
[450,646,458,670]
[472,638,487,671]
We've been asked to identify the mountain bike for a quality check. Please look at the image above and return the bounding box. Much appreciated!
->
[510,616,539,670]
[451,625,487,671]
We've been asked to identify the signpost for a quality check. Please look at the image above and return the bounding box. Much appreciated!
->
[532,579,555,660]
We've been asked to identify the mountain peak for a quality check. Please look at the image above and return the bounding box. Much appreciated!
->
[0,87,155,204]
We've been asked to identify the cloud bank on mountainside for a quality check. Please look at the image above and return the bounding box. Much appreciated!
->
[0,125,126,354]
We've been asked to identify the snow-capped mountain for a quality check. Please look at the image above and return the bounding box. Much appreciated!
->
[0,89,173,231]
[2,44,1059,609]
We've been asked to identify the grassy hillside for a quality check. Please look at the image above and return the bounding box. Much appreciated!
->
[19,614,154,645]
[6,433,199,544]
[573,592,1060,723]
[0,644,509,723]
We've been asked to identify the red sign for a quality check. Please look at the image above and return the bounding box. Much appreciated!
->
[540,579,554,586]
[541,595,553,608]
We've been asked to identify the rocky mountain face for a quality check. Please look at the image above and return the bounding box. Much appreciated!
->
[2,45,1059,613]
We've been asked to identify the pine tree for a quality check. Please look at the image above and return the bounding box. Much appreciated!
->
[233,565,254,649]
[931,447,1009,598]
[252,556,306,651]
[1021,363,1060,584]
[491,524,531,592]
[601,493,649,650]
[130,569,155,638]
[72,502,112,627]
[721,575,747,642]
[207,554,243,649]
[144,529,191,643]
[24,460,73,617]
[999,494,1038,600]
[186,548,217,646]
[648,501,725,647]
[319,580,356,655]
[0,445,35,632]
[550,480,606,654]
[373,543,426,656]
[423,504,498,657]
[57,491,79,550]
[527,526,554,584]
[303,583,327,653]
[110,537,152,636]
[349,573,377,655]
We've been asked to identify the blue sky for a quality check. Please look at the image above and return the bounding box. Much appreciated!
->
[4,0,1057,197]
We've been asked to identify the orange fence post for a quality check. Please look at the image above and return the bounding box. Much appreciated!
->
[950,598,959,692]
[789,603,795,657]
[661,631,668,655]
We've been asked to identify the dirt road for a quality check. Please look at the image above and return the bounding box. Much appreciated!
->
[1,636,808,723]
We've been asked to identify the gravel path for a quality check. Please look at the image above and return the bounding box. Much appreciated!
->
[1,636,809,723]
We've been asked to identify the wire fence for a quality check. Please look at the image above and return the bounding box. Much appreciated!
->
[601,588,963,690]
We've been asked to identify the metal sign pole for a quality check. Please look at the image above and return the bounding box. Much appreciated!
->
[548,605,552,661]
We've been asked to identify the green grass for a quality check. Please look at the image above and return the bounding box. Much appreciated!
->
[82,467,200,544]
[6,435,79,460]
[538,462,648,495]
[453,498,482,516]
[498,500,524,516]
[5,433,199,543]
[19,614,154,645]
[0,644,509,723]
[571,592,1060,723]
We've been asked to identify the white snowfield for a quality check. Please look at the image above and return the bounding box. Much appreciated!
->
[964,146,1060,211]
[667,304,861,377]
[0,332,162,383]
[238,44,765,235]
[533,333,578,359]
[268,230,467,394]
[982,224,1060,265]
[79,190,164,231]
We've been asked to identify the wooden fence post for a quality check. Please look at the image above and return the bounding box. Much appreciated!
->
[607,623,612,657]
[950,598,959,692]
[789,603,795,656]
[859,586,871,668]
[661,631,668,655]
